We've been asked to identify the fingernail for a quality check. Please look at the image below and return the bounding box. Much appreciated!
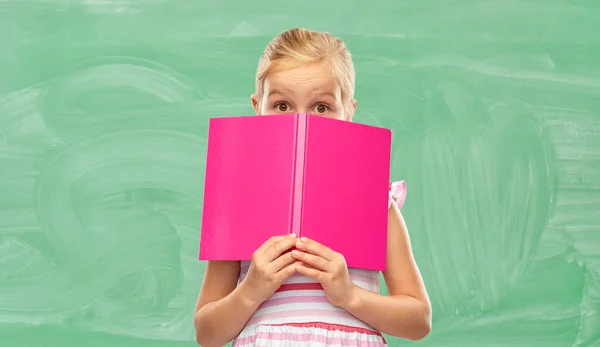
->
[291,250,299,257]
[301,237,307,242]
[290,233,296,237]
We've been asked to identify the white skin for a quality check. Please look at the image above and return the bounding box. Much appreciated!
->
[251,61,356,120]
[194,59,431,347]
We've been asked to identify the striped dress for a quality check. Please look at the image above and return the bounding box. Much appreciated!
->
[231,181,407,347]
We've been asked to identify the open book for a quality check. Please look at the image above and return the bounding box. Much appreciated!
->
[199,113,392,271]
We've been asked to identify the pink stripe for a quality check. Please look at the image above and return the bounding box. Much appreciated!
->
[258,295,328,309]
[233,330,385,346]
[276,283,322,292]
[247,309,356,326]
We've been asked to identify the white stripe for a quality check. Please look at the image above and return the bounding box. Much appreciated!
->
[270,290,325,298]
[237,341,383,347]
[250,325,382,341]
[254,302,347,315]
[243,316,375,332]
[281,275,377,290]
[235,325,384,346]
[240,342,383,347]
[352,280,379,291]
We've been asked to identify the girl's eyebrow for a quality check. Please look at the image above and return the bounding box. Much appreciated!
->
[308,87,337,99]
[267,88,337,100]
[316,92,336,99]
[310,92,337,101]
[267,87,294,97]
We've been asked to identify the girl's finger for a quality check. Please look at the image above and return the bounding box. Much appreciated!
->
[255,234,292,255]
[262,236,297,262]
[296,263,325,281]
[291,250,330,271]
[295,237,336,260]
[269,250,296,272]
[274,261,302,283]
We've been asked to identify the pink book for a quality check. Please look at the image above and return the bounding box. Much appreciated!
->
[199,113,392,271]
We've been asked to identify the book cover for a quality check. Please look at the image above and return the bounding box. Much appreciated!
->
[199,113,392,271]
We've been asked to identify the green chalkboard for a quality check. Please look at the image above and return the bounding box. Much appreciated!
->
[1,1,599,346]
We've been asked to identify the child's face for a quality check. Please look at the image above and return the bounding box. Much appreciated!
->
[252,61,351,121]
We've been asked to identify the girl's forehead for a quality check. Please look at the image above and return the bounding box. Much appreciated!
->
[265,64,340,94]
[269,61,336,80]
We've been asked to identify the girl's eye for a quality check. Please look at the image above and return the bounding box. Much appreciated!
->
[276,103,290,112]
[315,104,329,114]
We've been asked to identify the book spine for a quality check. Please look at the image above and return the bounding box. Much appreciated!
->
[291,114,308,237]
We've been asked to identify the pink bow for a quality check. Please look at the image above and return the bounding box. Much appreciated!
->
[389,180,407,210]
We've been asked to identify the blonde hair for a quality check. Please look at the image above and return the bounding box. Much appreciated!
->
[255,28,356,115]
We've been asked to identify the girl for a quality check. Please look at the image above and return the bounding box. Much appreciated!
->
[194,28,431,347]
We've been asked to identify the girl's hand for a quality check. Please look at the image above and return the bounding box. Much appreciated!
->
[241,234,300,306]
[292,237,357,308]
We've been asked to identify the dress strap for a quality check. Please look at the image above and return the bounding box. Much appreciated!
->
[389,180,407,210]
